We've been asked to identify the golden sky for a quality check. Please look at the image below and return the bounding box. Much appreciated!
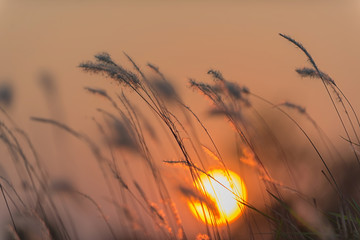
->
[0,1,359,239]
[0,0,359,132]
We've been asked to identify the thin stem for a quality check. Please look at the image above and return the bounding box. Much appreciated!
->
[1,184,17,233]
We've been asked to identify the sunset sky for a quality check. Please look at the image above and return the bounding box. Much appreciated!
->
[0,1,359,239]
[1,0,359,132]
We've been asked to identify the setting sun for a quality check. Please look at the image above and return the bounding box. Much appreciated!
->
[188,169,247,225]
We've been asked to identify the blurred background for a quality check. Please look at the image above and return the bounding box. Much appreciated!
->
[0,0,359,239]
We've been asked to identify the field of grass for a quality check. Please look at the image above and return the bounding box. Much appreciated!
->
[0,33,359,240]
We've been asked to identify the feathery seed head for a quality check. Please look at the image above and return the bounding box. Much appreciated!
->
[84,87,108,98]
[296,67,336,86]
[282,101,306,114]
[208,69,224,82]
[94,52,117,66]
[152,79,177,100]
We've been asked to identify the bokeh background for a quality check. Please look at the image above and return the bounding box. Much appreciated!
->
[0,0,359,239]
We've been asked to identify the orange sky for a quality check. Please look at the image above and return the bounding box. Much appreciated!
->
[0,1,359,239]
[0,0,359,134]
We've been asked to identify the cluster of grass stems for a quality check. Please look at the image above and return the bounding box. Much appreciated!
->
[0,33,360,240]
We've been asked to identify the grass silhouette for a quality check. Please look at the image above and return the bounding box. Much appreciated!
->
[0,34,359,239]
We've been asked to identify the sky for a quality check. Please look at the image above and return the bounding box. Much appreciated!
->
[0,0,360,239]
[0,0,359,131]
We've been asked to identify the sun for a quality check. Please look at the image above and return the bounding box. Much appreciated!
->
[188,169,247,225]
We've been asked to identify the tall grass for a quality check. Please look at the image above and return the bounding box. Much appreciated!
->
[0,34,359,239]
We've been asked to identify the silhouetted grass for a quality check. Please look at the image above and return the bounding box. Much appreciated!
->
[0,34,359,240]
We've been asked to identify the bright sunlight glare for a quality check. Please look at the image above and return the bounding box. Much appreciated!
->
[188,169,247,225]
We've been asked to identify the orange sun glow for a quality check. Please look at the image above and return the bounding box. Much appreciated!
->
[188,169,247,225]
